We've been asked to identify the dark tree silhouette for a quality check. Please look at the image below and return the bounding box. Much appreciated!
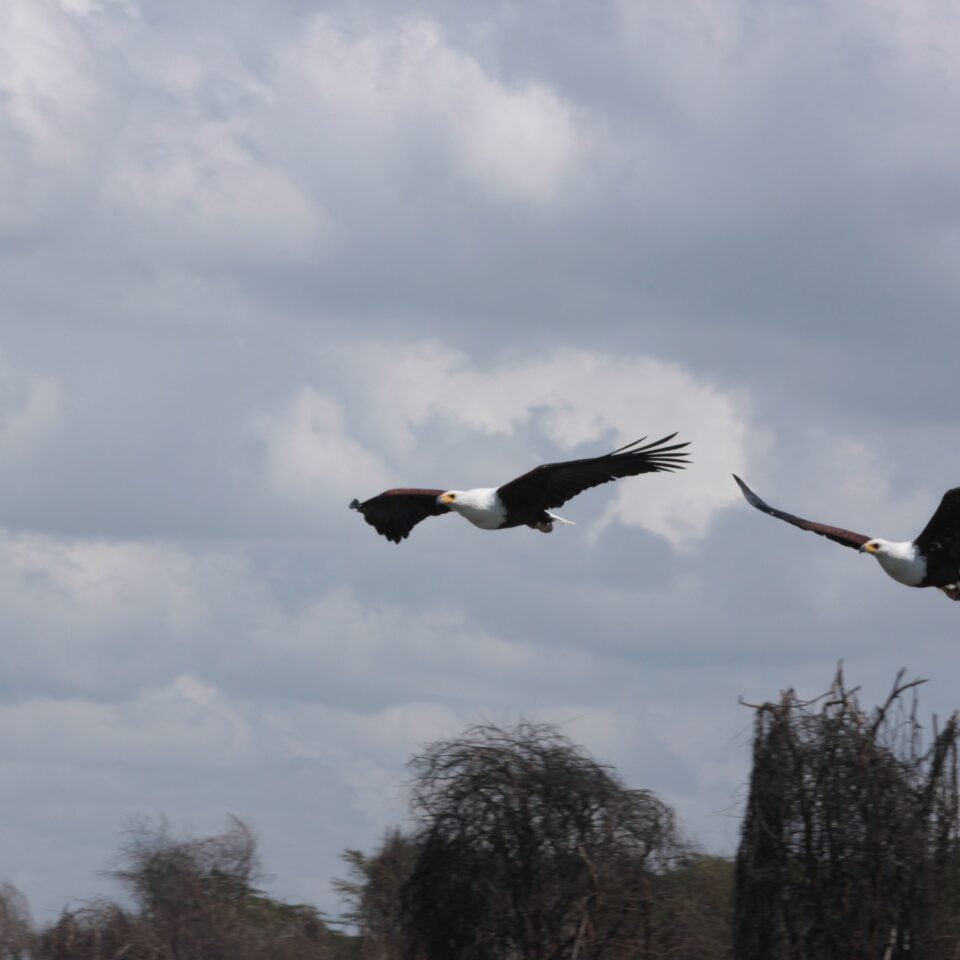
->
[336,830,418,960]
[399,721,683,960]
[648,855,734,959]
[735,668,960,960]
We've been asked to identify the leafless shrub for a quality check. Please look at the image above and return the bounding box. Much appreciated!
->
[0,882,34,960]
[33,816,352,960]
[36,900,141,960]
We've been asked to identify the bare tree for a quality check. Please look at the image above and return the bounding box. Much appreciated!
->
[34,816,352,960]
[399,721,683,960]
[107,814,263,958]
[37,901,141,960]
[0,883,33,960]
[735,668,960,960]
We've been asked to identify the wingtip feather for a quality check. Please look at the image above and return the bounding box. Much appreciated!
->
[609,436,647,455]
[732,475,756,500]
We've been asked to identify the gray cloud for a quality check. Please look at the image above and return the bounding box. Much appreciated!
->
[2,0,960,922]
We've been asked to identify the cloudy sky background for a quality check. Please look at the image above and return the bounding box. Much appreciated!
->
[3,0,960,919]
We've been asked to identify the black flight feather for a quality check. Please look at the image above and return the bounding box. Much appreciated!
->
[349,489,450,544]
[497,434,691,515]
[913,488,960,550]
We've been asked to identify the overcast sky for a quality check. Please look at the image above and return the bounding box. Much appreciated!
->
[3,0,960,920]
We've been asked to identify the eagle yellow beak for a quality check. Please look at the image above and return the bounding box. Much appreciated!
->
[439,493,455,505]
[862,542,878,554]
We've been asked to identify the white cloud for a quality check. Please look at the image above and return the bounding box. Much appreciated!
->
[0,0,124,235]
[58,0,137,19]
[0,0,323,262]
[616,0,960,123]
[0,358,62,467]
[250,388,393,508]
[0,534,200,628]
[283,16,580,205]
[0,0,103,163]
[261,698,465,824]
[0,531,218,696]
[0,521,573,706]
[0,676,248,767]
[105,111,325,263]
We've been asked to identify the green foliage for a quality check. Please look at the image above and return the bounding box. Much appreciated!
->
[335,831,417,959]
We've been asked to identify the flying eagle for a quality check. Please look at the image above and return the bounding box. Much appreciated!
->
[349,434,690,543]
[734,475,960,600]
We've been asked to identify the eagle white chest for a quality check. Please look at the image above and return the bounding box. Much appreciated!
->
[449,488,508,530]
[873,540,926,587]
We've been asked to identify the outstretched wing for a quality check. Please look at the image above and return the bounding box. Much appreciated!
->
[497,434,690,514]
[733,475,870,550]
[913,487,960,551]
[350,489,451,543]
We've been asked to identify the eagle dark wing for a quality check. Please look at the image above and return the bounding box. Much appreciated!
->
[350,489,451,543]
[913,488,960,551]
[496,434,690,515]
[733,475,870,550]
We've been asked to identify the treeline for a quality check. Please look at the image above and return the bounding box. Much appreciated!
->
[2,669,959,959]
[0,818,357,960]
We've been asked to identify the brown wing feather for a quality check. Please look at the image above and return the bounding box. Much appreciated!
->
[496,434,690,516]
[733,475,870,550]
[350,488,450,543]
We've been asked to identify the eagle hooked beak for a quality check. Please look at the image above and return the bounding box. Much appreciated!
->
[438,493,456,505]
[861,542,878,554]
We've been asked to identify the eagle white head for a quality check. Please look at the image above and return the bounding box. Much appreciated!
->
[860,538,910,558]
[860,538,926,586]
[437,489,506,530]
